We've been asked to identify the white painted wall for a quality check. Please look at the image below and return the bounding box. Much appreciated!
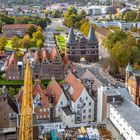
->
[61,110,75,127]
[97,86,108,122]
[55,93,68,117]
[72,88,95,123]
[109,104,140,140]
[38,122,65,133]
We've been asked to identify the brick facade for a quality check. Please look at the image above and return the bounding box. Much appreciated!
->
[66,26,99,63]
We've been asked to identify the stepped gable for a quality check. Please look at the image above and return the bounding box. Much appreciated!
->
[5,51,17,70]
[49,47,58,59]
[41,49,50,63]
[34,50,40,64]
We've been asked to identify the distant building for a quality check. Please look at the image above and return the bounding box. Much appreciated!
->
[4,52,20,80]
[2,24,37,37]
[47,77,68,118]
[62,71,95,126]
[93,21,140,31]
[97,85,140,140]
[0,94,18,128]
[18,80,49,120]
[125,63,140,107]
[66,26,99,63]
[4,47,65,80]
[17,71,96,131]
[31,47,64,80]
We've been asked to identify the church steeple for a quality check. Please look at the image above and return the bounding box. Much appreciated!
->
[88,25,96,42]
[67,27,76,43]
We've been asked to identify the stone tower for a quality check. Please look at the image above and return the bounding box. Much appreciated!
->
[66,26,99,63]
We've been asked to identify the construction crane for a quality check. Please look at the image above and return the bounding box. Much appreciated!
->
[18,60,33,140]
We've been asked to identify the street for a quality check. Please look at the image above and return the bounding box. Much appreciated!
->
[45,18,124,87]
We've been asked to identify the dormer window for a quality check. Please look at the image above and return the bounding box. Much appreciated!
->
[69,86,74,95]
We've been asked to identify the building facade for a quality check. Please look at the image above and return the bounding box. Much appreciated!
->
[4,52,20,80]
[66,26,99,63]
[0,94,18,128]
[125,63,140,107]
[4,47,65,80]
[2,24,37,37]
[32,47,64,80]
[62,72,95,126]
[97,85,140,140]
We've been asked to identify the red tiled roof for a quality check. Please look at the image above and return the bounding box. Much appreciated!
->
[41,49,50,63]
[5,52,17,70]
[47,78,63,105]
[49,47,58,59]
[34,50,39,64]
[34,47,58,64]
[18,82,49,108]
[65,72,84,102]
[33,82,49,107]
[2,24,38,30]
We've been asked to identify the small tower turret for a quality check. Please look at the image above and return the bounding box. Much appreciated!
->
[67,27,76,44]
[125,63,133,86]
[88,25,96,42]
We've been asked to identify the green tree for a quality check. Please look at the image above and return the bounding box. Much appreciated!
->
[11,36,21,51]
[37,19,47,29]
[16,51,24,59]
[25,24,37,37]
[63,6,87,29]
[21,34,31,50]
[44,10,48,17]
[80,21,96,36]
[124,11,137,22]
[51,10,61,18]
[0,36,8,52]
[136,11,140,21]
[37,39,43,49]
[111,41,130,66]
[80,10,87,18]
[103,29,127,50]
[0,20,5,33]
[8,87,16,97]
[109,12,113,21]
[33,30,45,43]
[131,27,137,32]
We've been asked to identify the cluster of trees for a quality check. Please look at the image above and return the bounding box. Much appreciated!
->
[0,13,15,33]
[63,6,88,29]
[14,16,51,29]
[0,25,44,56]
[0,13,51,33]
[123,11,140,22]
[80,22,97,36]
[103,29,140,75]
[50,10,62,18]
[11,26,44,51]
[131,27,140,35]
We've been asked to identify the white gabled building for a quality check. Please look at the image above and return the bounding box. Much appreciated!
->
[47,78,68,117]
[63,72,95,125]
[97,85,140,140]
